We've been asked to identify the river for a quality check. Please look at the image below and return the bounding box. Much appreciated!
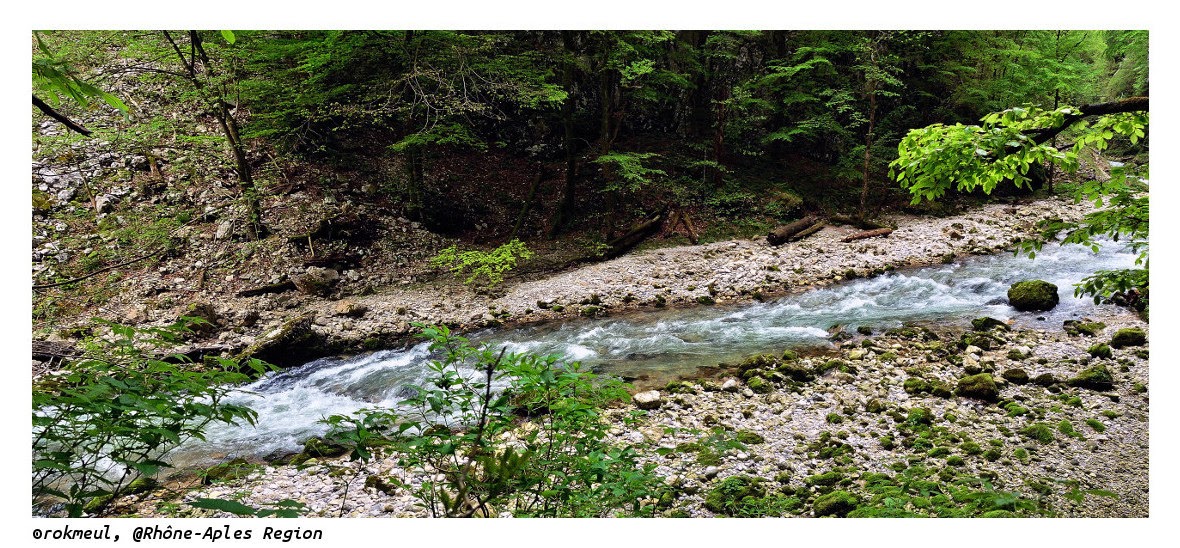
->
[169,239,1138,470]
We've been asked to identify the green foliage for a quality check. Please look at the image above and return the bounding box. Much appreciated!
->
[893,103,1148,311]
[190,497,305,518]
[323,324,660,517]
[32,32,128,115]
[593,151,667,193]
[430,239,533,288]
[32,319,270,517]
[850,465,1042,517]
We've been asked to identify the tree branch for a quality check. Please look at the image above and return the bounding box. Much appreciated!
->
[1032,96,1149,145]
[32,95,92,136]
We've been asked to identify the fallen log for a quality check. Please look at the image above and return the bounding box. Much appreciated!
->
[33,340,81,362]
[840,227,894,242]
[767,216,820,246]
[603,211,667,259]
[789,221,826,242]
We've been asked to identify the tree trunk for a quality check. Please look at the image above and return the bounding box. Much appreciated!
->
[510,165,545,242]
[550,31,579,238]
[840,227,893,242]
[603,210,666,259]
[767,216,821,246]
[164,31,267,240]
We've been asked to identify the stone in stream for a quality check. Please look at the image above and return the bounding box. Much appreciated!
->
[1007,280,1059,312]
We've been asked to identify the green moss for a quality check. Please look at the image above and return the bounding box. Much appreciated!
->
[857,325,873,335]
[1110,327,1147,348]
[1019,423,1055,444]
[813,490,859,517]
[1101,410,1120,419]
[735,430,766,445]
[971,317,1010,331]
[1063,320,1106,337]
[1069,364,1114,391]
[946,455,966,466]
[904,377,931,395]
[956,373,999,401]
[927,447,951,458]
[906,407,936,426]
[1058,420,1083,439]
[201,458,255,484]
[805,470,844,487]
[880,435,895,449]
[1001,369,1030,385]
[695,295,716,305]
[1013,448,1030,461]
[1087,343,1113,359]
[1000,399,1028,418]
[866,399,886,413]
[960,441,983,455]
[665,380,697,394]
[983,448,1001,461]
[746,376,773,394]
[1007,280,1060,311]
[703,476,766,516]
[1032,373,1059,387]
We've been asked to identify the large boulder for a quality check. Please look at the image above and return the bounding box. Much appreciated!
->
[293,267,341,297]
[1007,280,1060,312]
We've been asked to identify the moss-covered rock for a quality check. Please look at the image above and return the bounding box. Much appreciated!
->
[1032,372,1059,387]
[956,373,999,401]
[1110,327,1147,348]
[202,458,254,484]
[1007,280,1059,312]
[703,475,766,515]
[1020,423,1055,444]
[1001,368,1029,385]
[1087,343,1113,359]
[695,295,716,305]
[904,377,932,395]
[813,490,859,517]
[1063,320,1106,337]
[746,376,772,394]
[736,430,766,445]
[972,317,1010,332]
[1069,364,1115,391]
[235,313,326,369]
[906,407,936,426]
[805,470,844,487]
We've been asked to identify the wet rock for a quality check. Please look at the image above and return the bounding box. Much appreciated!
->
[1007,280,1059,311]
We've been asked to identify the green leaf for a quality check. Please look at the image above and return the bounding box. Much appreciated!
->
[190,498,257,516]
[221,30,236,45]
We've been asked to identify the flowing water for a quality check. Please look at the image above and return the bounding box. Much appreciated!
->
[169,240,1138,470]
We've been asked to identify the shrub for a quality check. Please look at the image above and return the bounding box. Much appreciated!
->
[32,319,268,517]
[430,239,533,287]
[323,324,660,517]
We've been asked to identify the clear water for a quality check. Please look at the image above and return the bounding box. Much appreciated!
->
[169,240,1138,470]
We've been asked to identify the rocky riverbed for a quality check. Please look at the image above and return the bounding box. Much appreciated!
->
[114,301,1148,518]
[35,195,1091,377]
